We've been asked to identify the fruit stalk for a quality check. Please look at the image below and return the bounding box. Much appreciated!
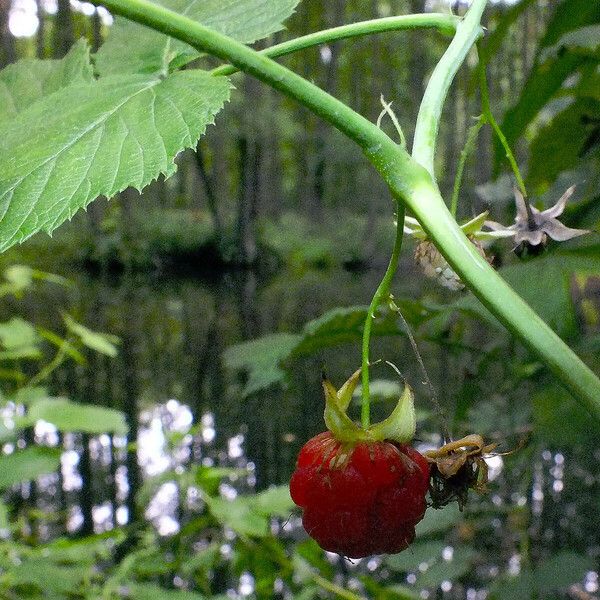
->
[361,202,405,428]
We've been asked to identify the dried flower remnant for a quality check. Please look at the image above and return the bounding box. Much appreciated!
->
[484,186,590,256]
[406,213,502,291]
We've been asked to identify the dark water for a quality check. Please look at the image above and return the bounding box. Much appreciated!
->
[4,263,600,597]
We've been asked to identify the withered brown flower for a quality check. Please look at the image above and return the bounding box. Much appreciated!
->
[484,186,590,255]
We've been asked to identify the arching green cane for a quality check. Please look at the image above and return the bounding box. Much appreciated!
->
[89,0,600,422]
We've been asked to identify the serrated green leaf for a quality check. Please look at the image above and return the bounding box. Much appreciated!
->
[0,39,92,124]
[0,71,231,253]
[64,315,120,357]
[95,0,301,77]
[26,398,128,434]
[0,447,61,489]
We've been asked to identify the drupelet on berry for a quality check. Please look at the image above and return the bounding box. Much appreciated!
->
[290,431,429,558]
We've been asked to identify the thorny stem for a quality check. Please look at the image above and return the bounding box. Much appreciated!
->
[212,14,458,77]
[361,203,405,428]
[91,0,600,422]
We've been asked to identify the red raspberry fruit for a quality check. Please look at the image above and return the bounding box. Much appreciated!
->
[290,431,429,558]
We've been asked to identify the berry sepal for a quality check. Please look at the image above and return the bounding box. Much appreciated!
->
[323,369,416,444]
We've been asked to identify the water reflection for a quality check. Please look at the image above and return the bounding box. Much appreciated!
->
[1,265,599,596]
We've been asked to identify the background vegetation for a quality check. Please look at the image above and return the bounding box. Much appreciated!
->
[0,0,599,598]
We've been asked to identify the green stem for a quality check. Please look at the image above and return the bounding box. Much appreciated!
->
[450,114,485,218]
[361,203,405,428]
[90,0,600,422]
[212,14,458,77]
[412,0,485,176]
[477,46,528,197]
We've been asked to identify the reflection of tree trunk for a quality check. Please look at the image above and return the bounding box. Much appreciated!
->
[0,0,16,67]
[236,136,258,265]
[92,8,102,53]
[121,316,141,525]
[54,0,74,58]
[79,433,94,536]
[36,0,45,58]
[194,141,223,239]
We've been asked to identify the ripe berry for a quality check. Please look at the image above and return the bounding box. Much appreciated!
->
[290,431,429,558]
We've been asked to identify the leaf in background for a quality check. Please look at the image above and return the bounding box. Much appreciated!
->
[9,559,88,595]
[385,541,446,573]
[119,583,207,599]
[0,447,61,489]
[0,70,231,253]
[0,317,41,360]
[527,98,600,189]
[95,0,301,76]
[489,551,593,599]
[64,315,120,357]
[204,495,269,538]
[414,546,477,588]
[222,332,301,396]
[455,248,600,338]
[26,398,128,435]
[252,485,295,518]
[488,570,535,600]
[534,550,594,594]
[0,39,92,123]
[414,504,462,537]
[496,0,600,168]
[224,303,435,396]
[538,0,600,49]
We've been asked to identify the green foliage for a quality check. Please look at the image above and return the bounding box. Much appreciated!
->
[0,447,62,489]
[24,397,128,434]
[0,39,93,121]
[224,303,435,396]
[497,0,600,189]
[455,246,600,338]
[64,314,120,357]
[489,551,594,599]
[95,0,301,76]
[0,65,231,252]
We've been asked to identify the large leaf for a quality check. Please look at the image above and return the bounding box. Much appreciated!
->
[25,398,128,435]
[0,70,231,252]
[223,303,435,396]
[95,0,301,77]
[0,447,61,489]
[527,98,600,189]
[0,39,92,123]
[496,0,600,167]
